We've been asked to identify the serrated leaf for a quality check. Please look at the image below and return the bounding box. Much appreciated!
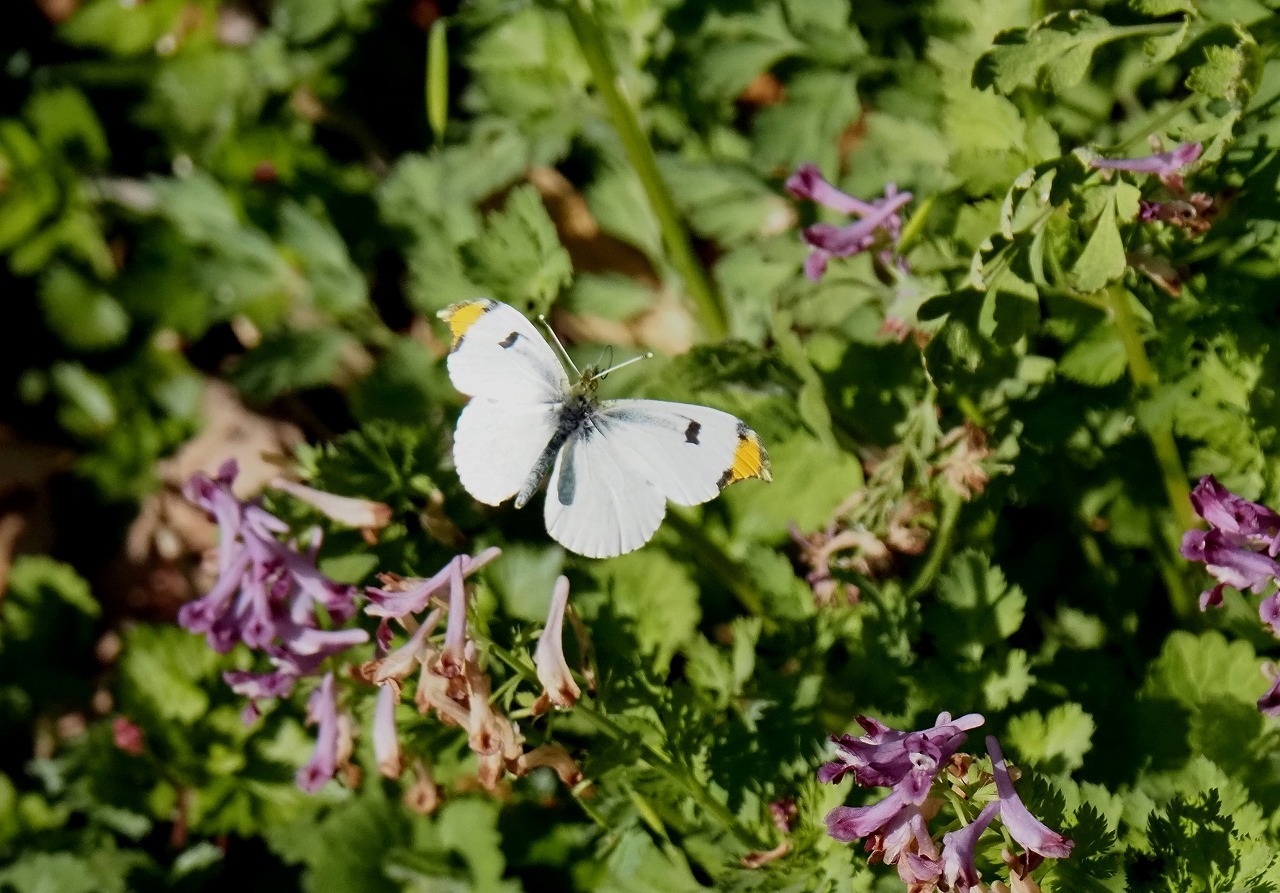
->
[459,184,572,316]
[1068,192,1126,293]
[929,550,1026,661]
[279,201,367,317]
[753,70,860,175]
[1057,322,1127,386]
[1005,703,1096,772]
[228,329,354,402]
[974,12,1118,95]
[118,626,219,726]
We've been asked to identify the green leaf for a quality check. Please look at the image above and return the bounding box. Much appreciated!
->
[0,852,99,893]
[49,362,117,436]
[1005,703,1096,773]
[1057,322,1127,387]
[459,184,573,316]
[591,550,700,673]
[753,71,860,175]
[39,265,130,352]
[6,556,99,619]
[228,329,354,402]
[268,789,407,893]
[1068,191,1126,293]
[974,12,1118,95]
[564,273,656,321]
[279,201,368,317]
[26,86,109,163]
[1186,41,1256,103]
[117,625,219,725]
[928,550,1026,661]
[723,434,862,542]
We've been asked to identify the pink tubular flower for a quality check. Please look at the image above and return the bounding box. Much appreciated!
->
[1089,141,1201,178]
[786,162,912,280]
[112,716,145,756]
[940,801,1000,892]
[179,461,362,654]
[270,478,393,532]
[364,548,501,620]
[534,576,580,710]
[986,737,1073,859]
[296,673,340,793]
[373,684,403,779]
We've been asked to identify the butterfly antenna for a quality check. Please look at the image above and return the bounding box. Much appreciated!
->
[537,314,581,378]
[590,352,654,382]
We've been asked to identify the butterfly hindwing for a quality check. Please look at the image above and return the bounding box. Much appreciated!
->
[438,299,569,403]
[543,423,667,559]
[453,397,561,506]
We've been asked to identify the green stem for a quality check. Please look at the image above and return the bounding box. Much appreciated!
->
[663,511,771,623]
[906,489,962,599]
[480,636,770,850]
[1104,287,1198,620]
[1105,288,1194,528]
[562,0,728,339]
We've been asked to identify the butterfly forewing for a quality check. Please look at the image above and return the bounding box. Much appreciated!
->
[439,300,569,402]
[595,399,772,506]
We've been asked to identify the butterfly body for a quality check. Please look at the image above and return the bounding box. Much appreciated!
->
[440,299,771,558]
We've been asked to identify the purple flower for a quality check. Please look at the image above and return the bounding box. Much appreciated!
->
[818,712,985,789]
[1089,141,1201,177]
[1258,667,1280,717]
[364,548,501,620]
[296,673,340,793]
[940,801,1000,892]
[178,463,362,654]
[535,576,580,710]
[826,788,911,842]
[1180,476,1280,613]
[180,463,369,728]
[986,737,1073,859]
[786,163,912,280]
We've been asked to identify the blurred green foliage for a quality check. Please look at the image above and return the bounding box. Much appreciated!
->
[5,0,1280,890]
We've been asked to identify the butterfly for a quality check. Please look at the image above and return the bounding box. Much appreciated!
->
[438,299,772,558]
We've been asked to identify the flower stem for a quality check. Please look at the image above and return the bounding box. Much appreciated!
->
[1104,286,1198,620]
[1104,288,1195,529]
[562,0,728,339]
[906,489,962,599]
[479,635,771,850]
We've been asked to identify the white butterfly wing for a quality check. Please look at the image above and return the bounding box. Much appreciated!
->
[593,399,772,506]
[438,299,570,403]
[453,398,561,506]
[543,424,667,559]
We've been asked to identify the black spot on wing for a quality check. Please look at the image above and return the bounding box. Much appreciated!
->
[500,331,520,349]
[684,420,701,444]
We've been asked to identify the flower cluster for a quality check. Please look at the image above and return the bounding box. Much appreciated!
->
[1089,140,1214,234]
[178,461,369,718]
[786,163,912,281]
[821,714,1073,891]
[358,562,583,793]
[1180,475,1280,714]
[180,463,586,796]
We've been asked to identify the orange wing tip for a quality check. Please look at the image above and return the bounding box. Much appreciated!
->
[719,428,772,488]
[437,299,496,349]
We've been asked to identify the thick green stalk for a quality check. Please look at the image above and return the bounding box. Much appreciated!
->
[562,0,728,339]
[1104,286,1198,620]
